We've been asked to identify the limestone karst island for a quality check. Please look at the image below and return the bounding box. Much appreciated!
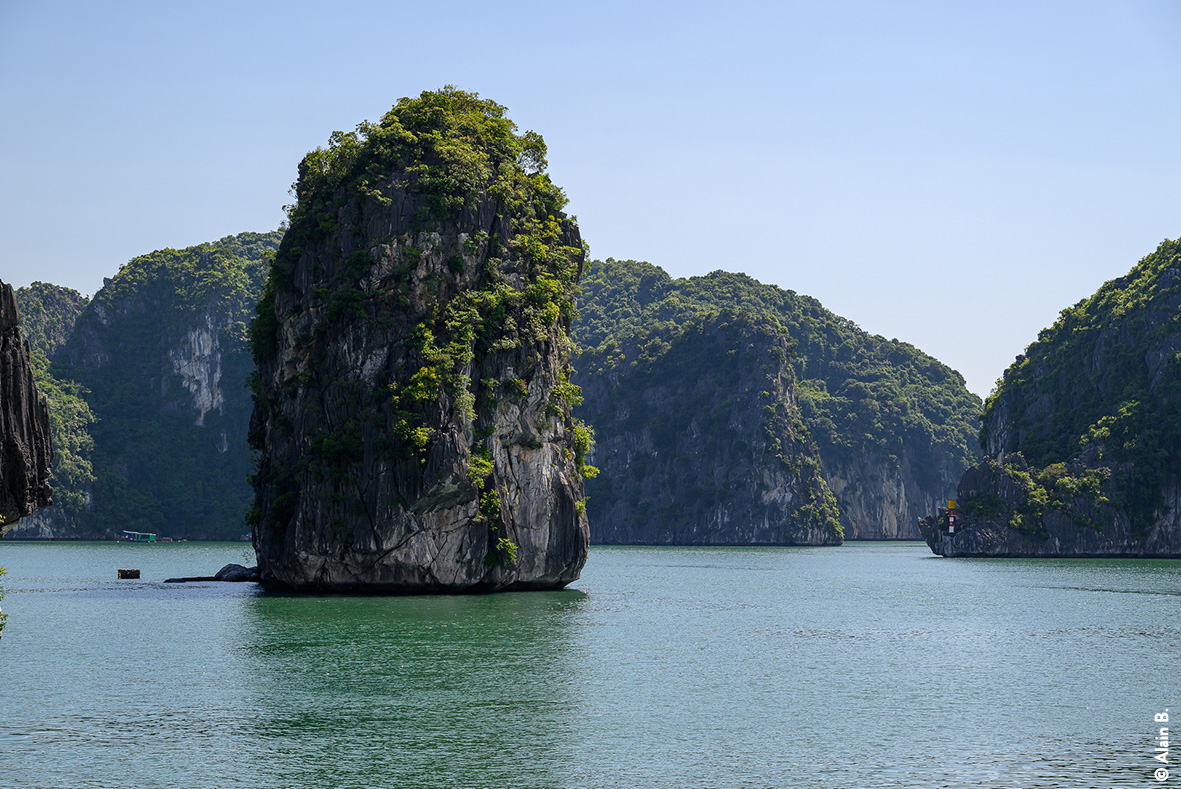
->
[7,90,1181,572]
[922,238,1181,557]
[248,90,592,591]
[5,1,1179,782]
[0,85,1178,596]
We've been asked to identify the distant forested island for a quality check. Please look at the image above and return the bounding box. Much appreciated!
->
[13,242,982,544]
[573,258,981,542]
[924,237,1181,557]
[13,232,280,539]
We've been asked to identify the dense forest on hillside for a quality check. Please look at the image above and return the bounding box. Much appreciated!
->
[573,259,982,529]
[14,283,95,522]
[978,237,1181,534]
[66,231,280,537]
[16,283,89,360]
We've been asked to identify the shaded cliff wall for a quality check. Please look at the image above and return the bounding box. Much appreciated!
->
[573,259,981,540]
[577,311,841,545]
[0,281,53,534]
[249,88,589,591]
[820,447,962,539]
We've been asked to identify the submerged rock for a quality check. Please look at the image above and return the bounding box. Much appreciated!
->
[0,280,53,535]
[164,563,260,583]
[249,89,589,592]
[214,563,259,581]
[162,564,259,583]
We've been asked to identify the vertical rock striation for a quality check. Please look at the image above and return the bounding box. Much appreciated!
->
[249,88,589,592]
[10,282,93,539]
[820,442,964,540]
[0,281,53,534]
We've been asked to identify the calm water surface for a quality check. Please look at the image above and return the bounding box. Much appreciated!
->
[0,541,1176,788]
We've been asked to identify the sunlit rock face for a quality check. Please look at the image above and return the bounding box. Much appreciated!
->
[169,315,226,427]
[0,281,53,534]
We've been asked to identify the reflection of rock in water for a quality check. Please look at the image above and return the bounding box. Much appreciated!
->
[236,591,587,785]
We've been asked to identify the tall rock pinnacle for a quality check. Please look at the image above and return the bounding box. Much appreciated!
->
[249,88,590,591]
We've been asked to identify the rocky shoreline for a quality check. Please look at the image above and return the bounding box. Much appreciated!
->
[920,454,1181,558]
[164,563,260,583]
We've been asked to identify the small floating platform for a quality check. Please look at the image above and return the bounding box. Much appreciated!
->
[121,531,156,542]
[117,569,140,579]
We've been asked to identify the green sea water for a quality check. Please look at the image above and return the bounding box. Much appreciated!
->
[0,540,1175,788]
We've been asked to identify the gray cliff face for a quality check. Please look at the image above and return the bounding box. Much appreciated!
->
[575,312,842,545]
[920,453,1181,557]
[7,282,90,539]
[168,313,228,428]
[4,508,71,539]
[250,103,589,592]
[252,223,588,591]
[0,281,53,534]
[824,445,963,540]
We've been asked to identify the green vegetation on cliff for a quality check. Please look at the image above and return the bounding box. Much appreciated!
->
[979,237,1181,533]
[252,86,588,478]
[957,454,1111,537]
[15,282,89,360]
[47,231,282,538]
[15,283,95,521]
[575,259,982,498]
[27,359,96,518]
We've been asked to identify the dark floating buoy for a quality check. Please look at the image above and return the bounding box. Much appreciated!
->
[117,569,140,580]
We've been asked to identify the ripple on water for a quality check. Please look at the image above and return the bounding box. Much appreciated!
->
[0,541,1176,788]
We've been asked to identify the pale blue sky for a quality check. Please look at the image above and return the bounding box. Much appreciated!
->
[2,0,1179,396]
